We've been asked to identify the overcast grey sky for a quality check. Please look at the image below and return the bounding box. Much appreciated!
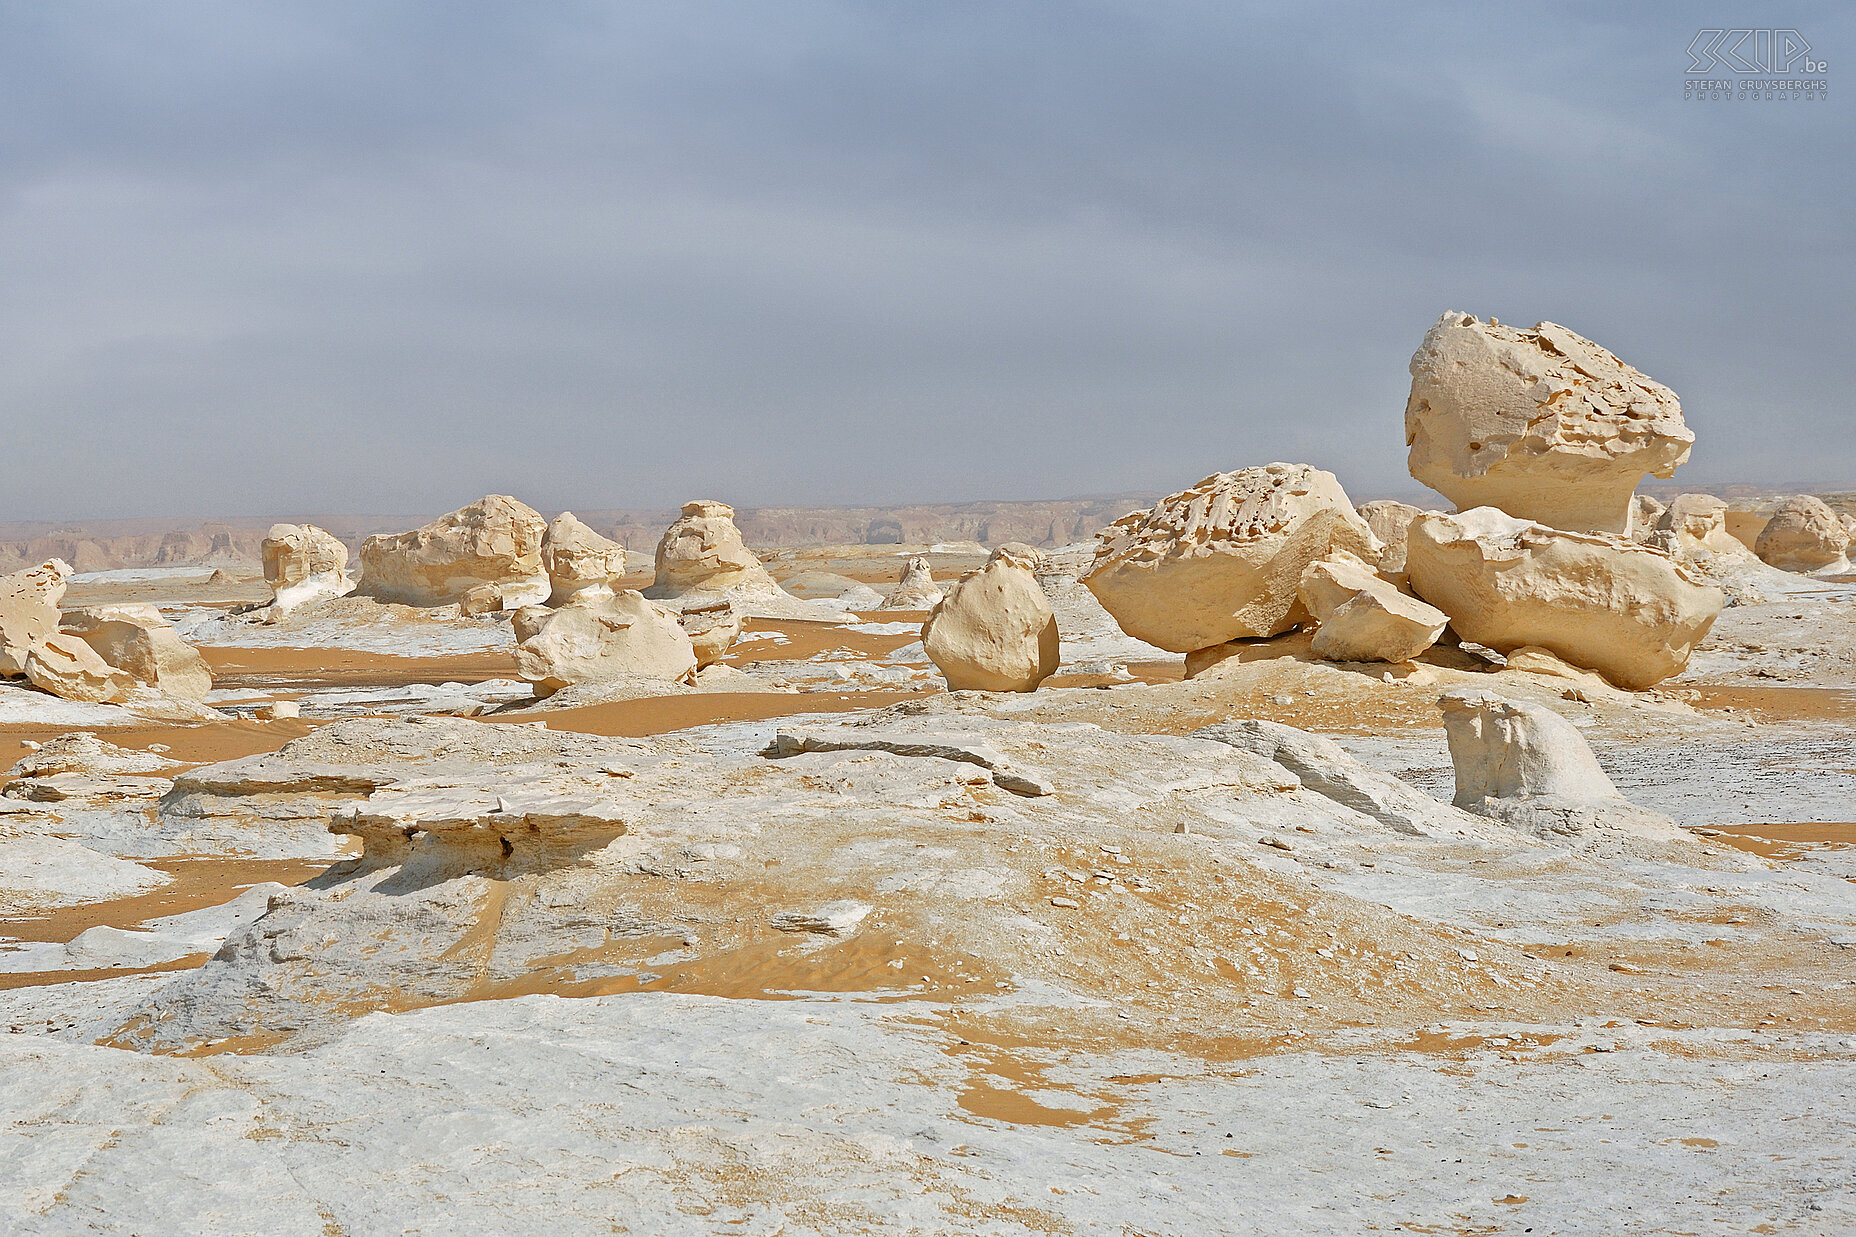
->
[4,2,1849,521]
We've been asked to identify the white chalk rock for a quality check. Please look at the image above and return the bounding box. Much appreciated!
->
[882,557,944,609]
[1407,508,1722,690]
[543,512,627,605]
[1438,688,1680,839]
[1753,495,1851,575]
[678,598,743,668]
[360,495,549,608]
[922,543,1060,692]
[1406,312,1692,535]
[649,500,782,599]
[261,524,355,615]
[60,605,214,701]
[512,591,697,696]
[1083,463,1380,653]
[24,633,139,704]
[1297,552,1447,664]
[0,559,71,677]
[1355,500,1426,573]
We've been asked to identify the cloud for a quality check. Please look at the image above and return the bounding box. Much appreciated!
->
[2,1,1850,521]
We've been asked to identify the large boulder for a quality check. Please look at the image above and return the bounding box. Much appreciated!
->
[1438,688,1680,839]
[1355,500,1426,573]
[1406,508,1723,689]
[60,605,213,701]
[359,495,549,608]
[261,524,355,615]
[922,544,1060,692]
[1297,553,1447,664]
[24,633,138,704]
[0,559,72,676]
[1406,312,1692,535]
[882,556,944,610]
[512,592,697,697]
[542,512,626,606]
[649,500,781,599]
[1753,495,1850,575]
[1082,463,1380,653]
[678,598,743,668]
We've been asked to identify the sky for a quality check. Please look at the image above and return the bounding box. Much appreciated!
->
[3,1,1850,522]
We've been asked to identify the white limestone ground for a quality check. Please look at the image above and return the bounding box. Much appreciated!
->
[4,542,1856,1235]
[1,993,1850,1236]
[170,599,517,656]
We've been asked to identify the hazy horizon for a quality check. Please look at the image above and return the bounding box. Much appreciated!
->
[7,3,1850,523]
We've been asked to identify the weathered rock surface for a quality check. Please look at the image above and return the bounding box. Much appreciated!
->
[261,523,355,615]
[882,556,944,609]
[1193,720,1496,839]
[1297,552,1447,664]
[513,592,697,696]
[543,512,627,605]
[1355,500,1426,573]
[60,605,213,700]
[1083,463,1380,653]
[677,598,742,668]
[23,634,139,704]
[1406,508,1723,689]
[1438,688,1680,838]
[0,559,72,677]
[1754,495,1851,575]
[359,495,549,608]
[650,500,783,599]
[1406,312,1692,535]
[922,543,1060,692]
[770,728,1054,796]
[1655,494,1752,560]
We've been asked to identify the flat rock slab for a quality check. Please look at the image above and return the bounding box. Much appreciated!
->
[768,729,1055,796]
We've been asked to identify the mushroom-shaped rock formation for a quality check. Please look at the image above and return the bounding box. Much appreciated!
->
[1406,312,1692,535]
[542,512,627,606]
[648,500,782,599]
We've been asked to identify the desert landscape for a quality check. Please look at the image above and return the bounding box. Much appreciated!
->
[2,311,1852,1233]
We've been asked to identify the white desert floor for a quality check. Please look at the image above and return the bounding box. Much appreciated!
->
[0,553,1851,1235]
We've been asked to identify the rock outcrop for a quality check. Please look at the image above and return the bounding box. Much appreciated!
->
[922,544,1060,692]
[0,559,71,676]
[1438,688,1680,838]
[24,634,138,704]
[60,605,213,700]
[261,524,355,616]
[882,556,944,610]
[1406,508,1722,690]
[678,598,743,668]
[542,512,627,605]
[1355,500,1425,573]
[1297,552,1447,664]
[1405,312,1692,535]
[359,495,549,609]
[1083,463,1380,653]
[512,592,697,696]
[1754,495,1851,575]
[649,501,782,599]
[1654,494,1753,561]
